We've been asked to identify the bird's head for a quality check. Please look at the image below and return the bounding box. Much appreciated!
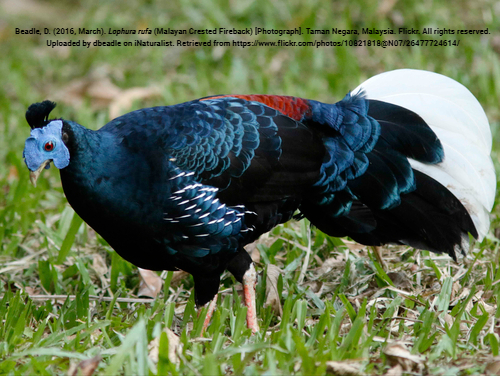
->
[23,101,70,186]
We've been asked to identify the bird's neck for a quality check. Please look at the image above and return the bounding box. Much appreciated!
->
[59,122,122,209]
[58,123,125,234]
[60,122,103,182]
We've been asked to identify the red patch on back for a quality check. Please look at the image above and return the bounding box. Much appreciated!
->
[202,95,312,121]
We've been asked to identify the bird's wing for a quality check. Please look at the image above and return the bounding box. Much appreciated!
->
[165,96,326,202]
[159,174,255,257]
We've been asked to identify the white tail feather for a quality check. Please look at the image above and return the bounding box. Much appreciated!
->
[353,69,496,240]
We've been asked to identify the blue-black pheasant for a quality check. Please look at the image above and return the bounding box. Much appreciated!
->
[24,70,496,333]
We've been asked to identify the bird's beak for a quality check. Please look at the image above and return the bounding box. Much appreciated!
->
[29,160,51,187]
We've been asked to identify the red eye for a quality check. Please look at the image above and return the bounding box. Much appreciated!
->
[44,141,54,152]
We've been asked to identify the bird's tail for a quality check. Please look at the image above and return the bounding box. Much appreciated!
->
[302,69,496,258]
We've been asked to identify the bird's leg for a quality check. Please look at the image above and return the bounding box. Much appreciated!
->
[227,248,260,334]
[200,293,218,334]
[242,263,259,333]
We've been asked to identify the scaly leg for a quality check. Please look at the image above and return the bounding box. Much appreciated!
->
[242,263,259,333]
[200,293,218,334]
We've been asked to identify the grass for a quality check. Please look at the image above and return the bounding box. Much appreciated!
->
[1,0,500,374]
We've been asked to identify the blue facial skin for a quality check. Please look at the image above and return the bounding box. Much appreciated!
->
[23,120,70,171]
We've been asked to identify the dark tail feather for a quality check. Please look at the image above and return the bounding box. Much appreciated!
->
[349,171,475,259]
[367,100,444,163]
[302,100,478,258]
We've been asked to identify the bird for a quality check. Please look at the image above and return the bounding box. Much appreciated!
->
[23,69,496,333]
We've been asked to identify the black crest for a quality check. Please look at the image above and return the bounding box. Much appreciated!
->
[26,100,57,129]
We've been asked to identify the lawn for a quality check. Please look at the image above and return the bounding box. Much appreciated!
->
[1,0,500,374]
